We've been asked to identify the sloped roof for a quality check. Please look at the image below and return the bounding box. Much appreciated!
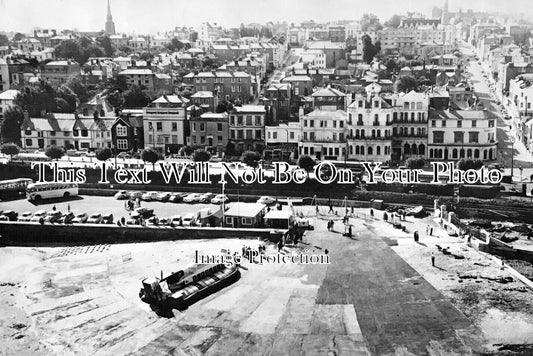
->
[312,87,344,97]
[225,203,265,217]
[0,89,20,100]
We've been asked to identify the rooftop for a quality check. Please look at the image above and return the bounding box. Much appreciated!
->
[225,203,265,218]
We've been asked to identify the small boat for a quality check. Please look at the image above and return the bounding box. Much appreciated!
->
[139,263,240,311]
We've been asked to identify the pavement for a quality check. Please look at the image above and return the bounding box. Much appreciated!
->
[1,201,533,355]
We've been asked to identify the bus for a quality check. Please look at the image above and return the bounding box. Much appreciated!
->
[0,178,34,199]
[26,182,79,202]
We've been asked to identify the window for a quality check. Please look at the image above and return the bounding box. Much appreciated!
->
[242,218,252,225]
[273,132,278,139]
[81,130,88,137]
[255,130,261,139]
[433,131,444,143]
[290,132,294,140]
[26,139,32,146]
[454,131,464,143]
[50,131,56,136]
[217,123,223,131]
[441,120,446,127]
[172,135,178,144]
[156,122,162,131]
[172,122,178,131]
[488,120,494,127]
[457,120,462,128]
[471,120,477,128]
[246,116,252,125]
[116,125,127,137]
[230,130,235,139]
[469,132,479,143]
[431,120,436,127]
[200,123,205,131]
[73,129,79,136]
[237,116,243,125]
[117,139,128,149]
[246,130,253,139]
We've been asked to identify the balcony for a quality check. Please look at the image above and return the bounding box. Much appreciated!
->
[302,137,347,143]
[356,121,364,126]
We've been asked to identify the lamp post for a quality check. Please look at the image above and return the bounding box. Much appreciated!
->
[510,136,515,180]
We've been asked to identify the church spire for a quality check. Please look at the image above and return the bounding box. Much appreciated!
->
[105,0,116,35]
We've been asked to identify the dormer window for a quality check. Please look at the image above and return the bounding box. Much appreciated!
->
[358,100,363,108]
[374,100,379,108]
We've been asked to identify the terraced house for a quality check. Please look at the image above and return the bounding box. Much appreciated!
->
[183,71,254,103]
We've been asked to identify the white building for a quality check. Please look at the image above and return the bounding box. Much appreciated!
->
[143,95,189,152]
[299,109,348,161]
[0,89,19,118]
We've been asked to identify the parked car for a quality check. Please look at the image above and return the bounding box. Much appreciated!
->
[200,192,216,203]
[72,212,89,223]
[114,190,130,200]
[30,210,48,222]
[102,213,114,224]
[146,216,162,226]
[183,193,202,203]
[135,207,154,218]
[211,194,229,204]
[44,210,62,223]
[58,211,75,224]
[168,193,186,203]
[169,215,183,225]
[182,213,196,226]
[141,191,159,201]
[129,191,143,200]
[257,196,276,205]
[87,213,103,224]
[117,152,131,159]
[156,192,171,202]
[18,211,33,222]
[0,210,18,221]
[126,213,141,225]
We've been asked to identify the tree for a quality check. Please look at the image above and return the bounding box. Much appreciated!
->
[0,34,9,47]
[241,150,261,168]
[95,35,115,57]
[457,158,484,171]
[360,14,383,32]
[394,75,418,93]
[405,157,425,169]
[385,58,397,73]
[12,33,25,42]
[15,81,58,116]
[216,100,233,113]
[141,148,159,169]
[1,142,20,159]
[96,147,112,161]
[1,107,25,145]
[45,146,64,160]
[166,38,184,52]
[123,85,151,108]
[362,35,377,64]
[192,149,211,162]
[297,155,316,177]
[55,85,78,113]
[384,14,402,28]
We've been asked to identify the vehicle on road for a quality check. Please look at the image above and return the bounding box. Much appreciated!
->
[141,191,159,201]
[169,215,183,225]
[126,213,141,225]
[156,192,171,202]
[30,210,47,222]
[200,193,216,203]
[257,196,276,205]
[182,213,196,226]
[146,216,161,226]
[114,190,130,200]
[129,191,143,200]
[183,193,202,203]
[102,213,114,224]
[211,194,229,204]
[0,210,18,221]
[44,210,62,223]
[135,207,154,218]
[58,212,75,224]
[18,211,33,222]
[169,193,186,203]
[117,152,131,159]
[72,212,89,223]
[87,213,103,224]
[0,178,33,200]
[26,182,78,202]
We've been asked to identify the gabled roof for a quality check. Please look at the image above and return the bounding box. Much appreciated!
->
[281,75,312,82]
[0,89,20,100]
[304,109,348,119]
[153,94,189,104]
[191,91,214,98]
[312,87,344,97]
[119,69,153,75]
[225,203,265,217]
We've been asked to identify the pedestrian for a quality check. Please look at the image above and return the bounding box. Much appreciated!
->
[431,252,435,267]
[67,203,70,212]
[315,205,320,215]
[348,225,352,238]
[370,208,374,217]
[351,206,354,214]
[52,205,56,211]
[383,212,388,222]
[121,216,126,225]
[430,227,433,236]
[330,220,335,232]
[324,249,329,255]
[278,239,283,252]
[329,204,334,214]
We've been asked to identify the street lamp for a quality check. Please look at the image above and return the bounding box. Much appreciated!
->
[510,136,515,180]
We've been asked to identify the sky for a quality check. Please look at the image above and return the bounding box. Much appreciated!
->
[0,0,532,35]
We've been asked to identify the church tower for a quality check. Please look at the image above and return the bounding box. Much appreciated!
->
[105,0,116,35]
[441,0,449,25]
